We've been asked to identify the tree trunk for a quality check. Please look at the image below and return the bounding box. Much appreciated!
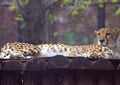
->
[20,0,55,44]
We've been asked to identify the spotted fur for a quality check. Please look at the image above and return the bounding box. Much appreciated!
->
[0,42,116,59]
[37,44,116,59]
[0,42,40,59]
[95,28,120,58]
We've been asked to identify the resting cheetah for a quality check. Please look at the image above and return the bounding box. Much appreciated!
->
[0,42,115,59]
[95,27,120,58]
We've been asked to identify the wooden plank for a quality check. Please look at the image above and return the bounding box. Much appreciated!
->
[75,71,96,85]
[60,71,76,85]
[92,59,114,70]
[48,55,70,69]
[96,71,113,85]
[23,71,59,85]
[42,73,50,85]
[0,62,1,84]
[114,72,120,85]
[26,59,47,71]
[70,57,92,69]
[93,59,114,85]
[0,63,2,85]
[117,63,120,70]
[23,72,42,85]
[2,60,23,71]
[0,62,1,70]
[1,71,22,85]
[42,72,58,85]
[24,59,47,85]
[114,64,120,85]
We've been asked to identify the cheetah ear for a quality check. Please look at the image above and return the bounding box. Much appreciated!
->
[94,30,98,34]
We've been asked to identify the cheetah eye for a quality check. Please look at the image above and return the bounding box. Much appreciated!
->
[97,33,100,35]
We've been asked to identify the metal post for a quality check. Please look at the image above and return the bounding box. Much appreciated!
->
[97,3,105,29]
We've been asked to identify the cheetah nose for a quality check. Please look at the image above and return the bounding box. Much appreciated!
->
[100,40,104,43]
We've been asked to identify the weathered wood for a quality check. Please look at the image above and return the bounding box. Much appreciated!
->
[114,64,120,85]
[42,73,50,85]
[0,71,2,85]
[70,57,92,69]
[26,59,47,71]
[48,55,70,69]
[47,71,58,85]
[96,71,113,85]
[24,59,48,85]
[110,59,120,69]
[114,72,120,85]
[23,71,58,85]
[94,60,114,85]
[92,59,114,70]
[2,60,22,71]
[117,63,120,70]
[23,72,42,85]
[60,71,75,85]
[1,57,120,85]
[0,70,1,85]
[42,72,59,85]
[0,62,1,70]
[75,71,96,85]
[1,71,22,85]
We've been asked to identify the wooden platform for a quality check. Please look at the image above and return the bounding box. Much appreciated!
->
[0,55,120,85]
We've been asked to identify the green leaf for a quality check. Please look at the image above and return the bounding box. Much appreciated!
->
[70,6,74,10]
[115,8,120,15]
[48,14,54,21]
[71,10,79,16]
[24,0,29,5]
[11,3,18,9]
[53,32,58,37]
[15,14,23,21]
[63,0,73,4]
[21,23,26,28]
[98,0,104,8]
[87,0,92,4]
[98,0,104,3]
[21,0,29,5]
[61,0,73,6]
[112,0,118,3]
[99,3,104,8]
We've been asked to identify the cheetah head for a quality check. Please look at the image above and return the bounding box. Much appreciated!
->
[95,28,120,50]
[0,52,11,59]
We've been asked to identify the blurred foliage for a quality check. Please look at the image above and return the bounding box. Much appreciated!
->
[15,14,26,28]
[15,14,23,21]
[0,0,119,46]
[65,32,75,44]
[70,1,91,16]
[115,8,120,15]
[61,0,73,7]
[60,0,120,16]
[53,32,58,37]
[12,0,30,28]
[111,0,118,3]
[48,14,55,21]
[11,3,18,9]
[21,0,29,5]
[98,0,105,7]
